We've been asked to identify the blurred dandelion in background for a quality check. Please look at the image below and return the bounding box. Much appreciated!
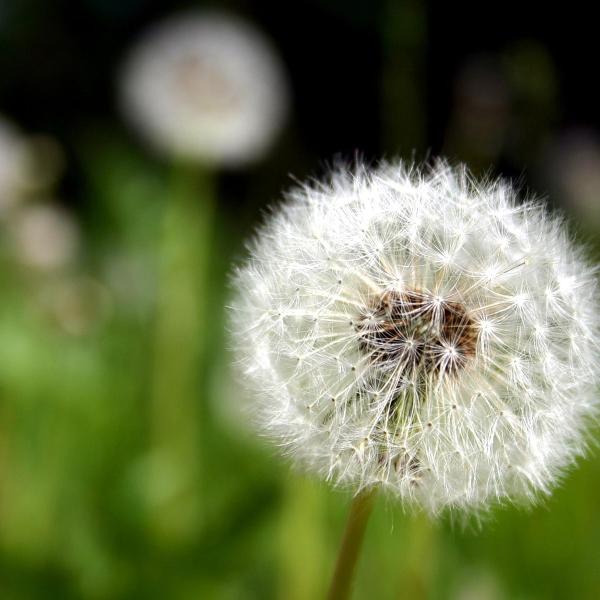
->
[10,203,80,272]
[118,10,289,166]
[0,117,65,217]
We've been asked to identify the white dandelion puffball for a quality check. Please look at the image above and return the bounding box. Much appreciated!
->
[119,11,289,166]
[230,161,600,515]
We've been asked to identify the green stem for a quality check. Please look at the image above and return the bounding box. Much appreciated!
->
[327,488,377,600]
[280,477,326,600]
[149,163,214,542]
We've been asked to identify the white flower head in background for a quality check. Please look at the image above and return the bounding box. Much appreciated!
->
[11,203,80,271]
[0,116,65,215]
[119,10,289,167]
[230,160,600,515]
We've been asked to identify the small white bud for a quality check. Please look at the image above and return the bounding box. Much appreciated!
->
[118,10,289,167]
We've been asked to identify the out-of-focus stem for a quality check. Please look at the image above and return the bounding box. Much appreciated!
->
[327,487,377,600]
[401,511,436,600]
[149,163,214,544]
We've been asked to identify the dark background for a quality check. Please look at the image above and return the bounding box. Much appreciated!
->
[2,1,599,201]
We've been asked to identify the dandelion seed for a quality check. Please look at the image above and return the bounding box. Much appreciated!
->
[230,160,600,515]
[118,10,289,166]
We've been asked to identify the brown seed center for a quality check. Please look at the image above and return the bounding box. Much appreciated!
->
[358,290,477,377]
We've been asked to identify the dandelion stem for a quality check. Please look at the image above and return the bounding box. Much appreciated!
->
[150,162,214,542]
[327,487,377,600]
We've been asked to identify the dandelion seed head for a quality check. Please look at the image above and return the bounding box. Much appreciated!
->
[119,10,289,166]
[229,161,600,515]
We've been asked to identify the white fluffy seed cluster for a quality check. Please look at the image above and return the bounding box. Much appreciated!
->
[230,161,600,515]
[119,10,288,166]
